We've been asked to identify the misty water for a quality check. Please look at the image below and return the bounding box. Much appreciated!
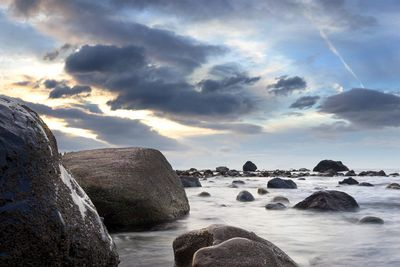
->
[113,172,400,267]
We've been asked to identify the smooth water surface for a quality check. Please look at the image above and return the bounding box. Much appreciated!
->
[113,173,400,267]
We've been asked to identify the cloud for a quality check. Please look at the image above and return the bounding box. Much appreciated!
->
[65,45,259,119]
[290,96,320,109]
[267,75,307,96]
[43,43,77,61]
[319,88,400,128]
[49,84,91,99]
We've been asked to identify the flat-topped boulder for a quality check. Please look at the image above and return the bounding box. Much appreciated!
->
[63,147,190,231]
[173,224,298,267]
[294,190,359,211]
[0,96,118,266]
[313,160,349,172]
[267,178,297,189]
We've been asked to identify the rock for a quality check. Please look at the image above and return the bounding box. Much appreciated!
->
[386,183,400,189]
[227,169,240,177]
[203,169,214,177]
[257,188,269,195]
[198,192,211,197]
[294,190,359,211]
[243,161,257,172]
[297,177,306,180]
[313,160,349,172]
[232,180,245,184]
[63,147,190,231]
[299,168,310,172]
[389,172,400,177]
[180,176,202,187]
[338,177,359,185]
[359,182,374,187]
[236,191,255,202]
[229,184,238,188]
[267,178,297,189]
[265,203,287,210]
[216,166,229,173]
[272,196,289,204]
[189,168,198,172]
[345,170,356,176]
[358,170,387,176]
[359,216,384,224]
[0,97,118,266]
[173,224,298,267]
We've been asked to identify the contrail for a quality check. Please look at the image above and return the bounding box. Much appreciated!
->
[318,29,365,88]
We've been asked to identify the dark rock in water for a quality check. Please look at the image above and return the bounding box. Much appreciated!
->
[236,191,255,202]
[267,178,297,189]
[227,169,240,177]
[345,170,356,176]
[0,97,118,266]
[294,190,359,211]
[359,216,384,224]
[386,183,400,189]
[358,170,387,176]
[272,196,290,203]
[189,168,197,172]
[198,192,211,197]
[359,182,374,187]
[313,160,349,172]
[389,172,400,177]
[339,177,359,185]
[180,176,202,188]
[299,168,310,172]
[265,203,287,210]
[216,166,229,173]
[63,147,190,231]
[173,224,298,267]
[297,177,306,180]
[243,161,257,172]
[232,180,245,184]
[257,188,269,195]
[229,183,238,188]
[203,169,214,177]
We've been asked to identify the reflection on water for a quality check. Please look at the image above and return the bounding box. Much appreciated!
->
[113,174,400,267]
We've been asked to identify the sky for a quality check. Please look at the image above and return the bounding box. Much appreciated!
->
[0,0,400,170]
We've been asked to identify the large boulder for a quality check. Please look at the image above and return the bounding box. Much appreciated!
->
[180,176,202,187]
[173,224,298,267]
[267,178,297,189]
[216,166,229,173]
[294,190,359,211]
[243,161,257,172]
[63,147,190,231]
[236,190,255,202]
[0,97,118,266]
[313,160,349,172]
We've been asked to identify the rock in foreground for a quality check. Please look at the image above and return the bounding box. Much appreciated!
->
[173,224,298,267]
[267,178,297,189]
[0,97,118,266]
[313,160,349,172]
[243,161,257,172]
[294,190,359,211]
[63,147,190,231]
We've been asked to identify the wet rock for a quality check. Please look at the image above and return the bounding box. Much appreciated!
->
[386,183,400,189]
[243,161,257,172]
[389,173,400,177]
[359,216,384,224]
[257,188,269,195]
[173,224,298,267]
[267,178,297,189]
[272,196,289,204]
[63,148,190,231]
[203,169,214,177]
[198,192,211,197]
[216,166,229,174]
[358,170,387,177]
[359,182,374,187]
[227,169,240,177]
[294,190,359,211]
[297,177,306,180]
[345,170,356,176]
[313,160,349,172]
[338,177,359,185]
[189,168,198,172]
[265,203,287,210]
[236,191,255,202]
[299,168,310,172]
[232,180,245,184]
[0,97,118,266]
[180,176,202,187]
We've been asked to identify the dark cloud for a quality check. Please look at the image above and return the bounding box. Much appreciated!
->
[53,130,108,152]
[43,79,59,89]
[49,84,91,99]
[267,76,307,96]
[71,103,103,114]
[65,45,258,119]
[10,0,40,17]
[319,88,400,128]
[43,43,77,61]
[290,96,320,109]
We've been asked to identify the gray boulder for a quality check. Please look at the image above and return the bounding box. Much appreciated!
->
[0,97,118,266]
[265,203,287,210]
[216,166,229,173]
[257,188,269,195]
[173,224,298,267]
[243,161,257,172]
[338,177,359,185]
[313,160,349,172]
[386,183,400,189]
[272,196,290,204]
[359,216,384,224]
[198,192,211,197]
[63,147,190,231]
[267,178,297,189]
[294,190,359,211]
[359,182,374,187]
[236,191,255,202]
[180,176,202,187]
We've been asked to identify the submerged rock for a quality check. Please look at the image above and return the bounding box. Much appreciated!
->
[386,183,400,190]
[345,170,356,176]
[265,203,287,210]
[358,170,387,176]
[313,160,349,172]
[180,176,202,188]
[198,192,211,197]
[173,224,298,267]
[257,188,269,195]
[63,147,190,231]
[359,216,384,224]
[339,177,359,185]
[243,161,257,172]
[359,182,374,187]
[236,190,255,202]
[294,190,359,211]
[272,196,290,204]
[232,180,245,184]
[267,178,297,189]
[0,97,118,266]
